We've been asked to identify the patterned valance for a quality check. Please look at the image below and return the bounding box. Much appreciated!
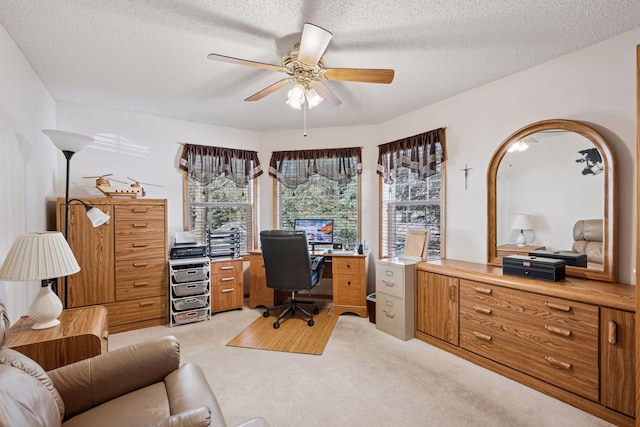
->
[269,147,362,189]
[377,128,446,184]
[179,143,263,187]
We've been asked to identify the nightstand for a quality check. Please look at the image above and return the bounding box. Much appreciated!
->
[496,244,545,261]
[3,305,108,370]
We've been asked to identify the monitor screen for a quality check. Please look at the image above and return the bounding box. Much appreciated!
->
[294,219,334,246]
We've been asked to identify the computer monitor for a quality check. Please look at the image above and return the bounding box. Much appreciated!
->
[293,219,334,251]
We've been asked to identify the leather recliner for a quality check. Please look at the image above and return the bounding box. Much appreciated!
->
[0,299,268,427]
[572,219,604,266]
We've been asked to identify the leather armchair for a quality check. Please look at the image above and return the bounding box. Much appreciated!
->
[571,219,603,266]
[0,299,268,427]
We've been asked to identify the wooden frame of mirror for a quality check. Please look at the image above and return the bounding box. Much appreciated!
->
[487,119,617,282]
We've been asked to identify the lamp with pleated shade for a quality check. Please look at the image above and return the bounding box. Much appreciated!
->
[0,231,80,329]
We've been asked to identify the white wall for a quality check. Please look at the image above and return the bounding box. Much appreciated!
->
[0,24,58,323]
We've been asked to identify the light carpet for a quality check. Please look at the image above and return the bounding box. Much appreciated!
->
[227,306,338,355]
[110,303,613,427]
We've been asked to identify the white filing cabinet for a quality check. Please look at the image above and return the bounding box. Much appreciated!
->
[375,257,418,340]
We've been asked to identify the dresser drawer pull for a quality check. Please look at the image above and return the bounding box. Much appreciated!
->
[607,320,617,345]
[132,243,149,248]
[220,266,234,271]
[473,286,492,295]
[472,305,492,315]
[221,288,235,293]
[544,356,572,370]
[132,223,148,228]
[382,309,394,318]
[382,280,395,287]
[544,301,571,312]
[139,301,154,307]
[545,325,571,337]
[220,277,234,282]
[472,331,492,342]
[133,281,149,287]
[132,208,149,213]
[133,262,149,267]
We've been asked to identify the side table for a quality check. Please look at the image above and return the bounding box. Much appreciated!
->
[3,305,108,371]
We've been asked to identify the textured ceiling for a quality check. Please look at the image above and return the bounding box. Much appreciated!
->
[2,1,640,132]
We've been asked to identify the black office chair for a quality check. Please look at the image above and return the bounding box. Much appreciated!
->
[260,230,326,329]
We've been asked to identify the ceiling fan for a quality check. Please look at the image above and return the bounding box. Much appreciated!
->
[207,22,395,110]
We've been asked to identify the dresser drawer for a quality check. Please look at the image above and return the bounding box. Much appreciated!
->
[460,299,598,366]
[376,263,404,299]
[116,275,167,301]
[105,296,167,326]
[114,220,166,240]
[460,324,599,401]
[115,237,166,261]
[116,259,167,282]
[334,275,364,306]
[115,205,165,221]
[460,280,598,333]
[333,257,365,275]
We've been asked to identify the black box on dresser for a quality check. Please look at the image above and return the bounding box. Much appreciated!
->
[502,255,566,282]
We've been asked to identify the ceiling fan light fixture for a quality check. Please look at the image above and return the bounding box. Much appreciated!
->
[288,84,306,102]
[306,88,323,109]
[286,98,303,110]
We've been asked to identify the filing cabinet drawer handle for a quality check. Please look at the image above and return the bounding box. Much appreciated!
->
[545,301,571,312]
[139,301,154,307]
[472,305,492,315]
[132,223,148,228]
[220,277,234,282]
[544,356,572,370]
[133,243,149,248]
[472,331,492,342]
[133,262,149,267]
[473,286,492,295]
[544,324,571,337]
[220,266,234,270]
[382,280,395,287]
[382,309,394,318]
[133,281,149,287]
[221,288,234,293]
[132,208,148,213]
[607,320,617,345]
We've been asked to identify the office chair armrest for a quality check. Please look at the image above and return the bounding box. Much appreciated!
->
[311,256,325,271]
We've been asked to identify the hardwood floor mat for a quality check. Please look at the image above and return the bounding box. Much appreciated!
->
[226,306,337,355]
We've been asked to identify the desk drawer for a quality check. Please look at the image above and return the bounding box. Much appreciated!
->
[460,280,598,333]
[460,324,599,401]
[211,259,242,275]
[333,257,365,275]
[334,275,363,306]
[115,205,165,221]
[375,263,404,299]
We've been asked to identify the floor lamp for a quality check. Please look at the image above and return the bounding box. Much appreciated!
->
[43,129,110,308]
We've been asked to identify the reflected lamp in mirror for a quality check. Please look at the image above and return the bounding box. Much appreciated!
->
[511,214,534,247]
[0,232,80,329]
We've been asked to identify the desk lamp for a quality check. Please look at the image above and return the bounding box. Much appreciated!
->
[511,214,534,247]
[0,232,80,329]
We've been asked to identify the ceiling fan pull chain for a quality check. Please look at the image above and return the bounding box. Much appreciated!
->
[303,102,308,137]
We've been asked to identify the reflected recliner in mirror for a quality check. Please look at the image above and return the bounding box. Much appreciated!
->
[487,119,617,282]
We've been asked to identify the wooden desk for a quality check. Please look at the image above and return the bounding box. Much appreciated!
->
[247,250,369,317]
[3,305,109,371]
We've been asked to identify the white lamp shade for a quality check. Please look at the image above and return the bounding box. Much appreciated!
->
[86,207,111,227]
[42,129,93,153]
[511,214,534,231]
[0,231,80,280]
[306,88,324,109]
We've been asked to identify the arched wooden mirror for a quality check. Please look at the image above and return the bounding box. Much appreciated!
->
[487,119,617,282]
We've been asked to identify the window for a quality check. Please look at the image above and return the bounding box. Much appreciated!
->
[270,148,362,247]
[378,129,445,259]
[180,144,262,253]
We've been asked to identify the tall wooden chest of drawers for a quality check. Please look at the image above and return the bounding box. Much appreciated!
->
[56,198,168,333]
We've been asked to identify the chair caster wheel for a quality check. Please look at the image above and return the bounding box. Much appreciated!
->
[313,307,319,314]
[263,311,269,318]
[308,319,314,327]
[273,322,280,329]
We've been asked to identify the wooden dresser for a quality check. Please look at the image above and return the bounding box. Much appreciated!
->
[416,259,635,427]
[210,258,244,313]
[56,198,168,333]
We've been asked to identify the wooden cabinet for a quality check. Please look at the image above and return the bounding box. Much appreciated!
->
[600,308,635,417]
[211,258,244,313]
[57,198,168,333]
[416,259,636,427]
[416,271,458,345]
[333,255,367,317]
[247,252,273,309]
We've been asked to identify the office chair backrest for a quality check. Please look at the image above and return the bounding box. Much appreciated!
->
[260,230,314,291]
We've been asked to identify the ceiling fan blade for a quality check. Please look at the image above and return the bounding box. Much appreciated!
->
[298,23,333,66]
[207,53,284,72]
[310,81,342,108]
[320,68,395,84]
[245,78,294,101]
